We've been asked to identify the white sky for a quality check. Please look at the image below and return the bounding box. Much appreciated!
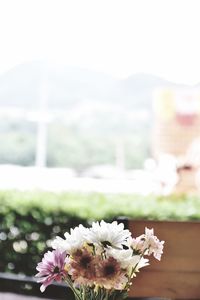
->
[0,0,200,84]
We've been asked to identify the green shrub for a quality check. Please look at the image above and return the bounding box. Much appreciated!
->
[0,190,200,276]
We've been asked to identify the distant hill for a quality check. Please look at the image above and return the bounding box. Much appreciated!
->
[0,61,182,112]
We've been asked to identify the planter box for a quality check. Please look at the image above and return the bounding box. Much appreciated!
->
[127,220,200,300]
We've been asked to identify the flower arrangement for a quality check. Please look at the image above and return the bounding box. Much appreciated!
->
[36,221,164,300]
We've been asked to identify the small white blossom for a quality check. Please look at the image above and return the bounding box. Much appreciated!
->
[135,257,149,271]
[144,227,164,260]
[131,227,164,260]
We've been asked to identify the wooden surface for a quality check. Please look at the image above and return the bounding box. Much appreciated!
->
[128,220,200,300]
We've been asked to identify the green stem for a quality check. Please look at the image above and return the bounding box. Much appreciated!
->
[125,249,148,290]
[82,286,86,300]
[105,290,109,300]
[64,276,82,300]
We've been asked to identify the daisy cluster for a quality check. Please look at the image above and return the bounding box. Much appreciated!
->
[36,221,164,299]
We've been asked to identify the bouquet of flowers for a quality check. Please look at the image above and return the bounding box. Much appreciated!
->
[36,221,164,300]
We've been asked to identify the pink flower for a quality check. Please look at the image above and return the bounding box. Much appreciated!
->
[144,228,164,260]
[68,248,96,286]
[95,257,128,290]
[36,249,67,292]
[131,228,164,261]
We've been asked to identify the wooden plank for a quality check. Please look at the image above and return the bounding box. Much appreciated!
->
[128,220,200,299]
[129,270,200,299]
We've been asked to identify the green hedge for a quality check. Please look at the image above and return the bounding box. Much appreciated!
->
[0,190,200,276]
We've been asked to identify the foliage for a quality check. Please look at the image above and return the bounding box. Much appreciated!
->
[0,190,200,276]
[0,119,36,165]
[0,119,149,170]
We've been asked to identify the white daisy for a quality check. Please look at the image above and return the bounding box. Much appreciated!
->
[87,220,131,250]
[51,224,89,254]
[51,236,69,252]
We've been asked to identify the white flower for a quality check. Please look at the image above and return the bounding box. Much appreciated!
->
[51,224,89,254]
[131,227,164,261]
[130,257,149,278]
[131,236,147,254]
[51,236,69,252]
[87,220,131,250]
[135,257,149,271]
[144,227,164,260]
[106,247,136,268]
[106,247,149,272]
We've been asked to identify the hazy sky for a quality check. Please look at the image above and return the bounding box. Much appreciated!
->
[0,0,200,84]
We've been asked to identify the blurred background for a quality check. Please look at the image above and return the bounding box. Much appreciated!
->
[1,0,200,195]
[1,0,200,291]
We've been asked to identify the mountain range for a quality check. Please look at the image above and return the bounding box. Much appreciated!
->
[0,61,184,113]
